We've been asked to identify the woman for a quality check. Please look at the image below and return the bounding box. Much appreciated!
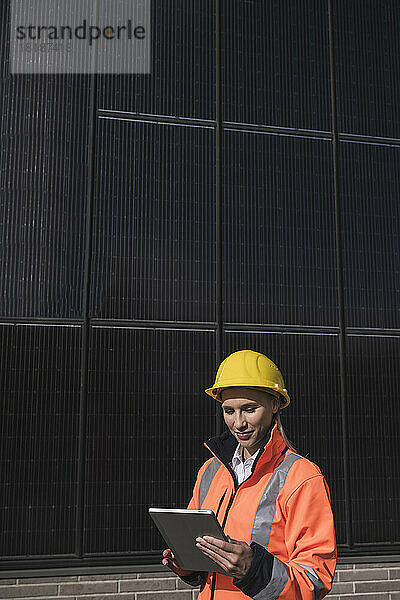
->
[162,349,337,600]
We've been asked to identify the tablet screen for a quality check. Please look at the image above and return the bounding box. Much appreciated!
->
[149,508,230,574]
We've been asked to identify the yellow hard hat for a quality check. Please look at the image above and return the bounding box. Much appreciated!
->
[205,349,290,409]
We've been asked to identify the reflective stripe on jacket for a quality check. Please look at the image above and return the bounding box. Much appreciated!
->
[186,420,337,600]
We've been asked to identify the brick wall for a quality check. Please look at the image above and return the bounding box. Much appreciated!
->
[0,571,197,600]
[329,562,400,599]
[0,562,399,599]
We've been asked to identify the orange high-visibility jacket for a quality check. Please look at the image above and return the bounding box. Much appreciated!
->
[184,420,337,600]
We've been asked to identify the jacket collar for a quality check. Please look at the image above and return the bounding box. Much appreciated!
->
[204,418,287,480]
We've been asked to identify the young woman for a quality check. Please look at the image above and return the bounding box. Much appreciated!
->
[162,349,337,600]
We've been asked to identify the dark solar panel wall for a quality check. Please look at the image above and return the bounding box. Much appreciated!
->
[222,0,331,130]
[346,335,400,545]
[339,142,400,329]
[1,0,399,569]
[97,0,215,119]
[84,327,216,555]
[0,324,81,557]
[0,1,90,320]
[334,0,400,138]
[90,119,216,322]
[222,131,337,326]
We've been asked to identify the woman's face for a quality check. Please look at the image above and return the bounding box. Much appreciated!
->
[221,387,280,458]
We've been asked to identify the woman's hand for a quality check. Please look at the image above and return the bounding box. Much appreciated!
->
[162,548,195,577]
[195,535,253,578]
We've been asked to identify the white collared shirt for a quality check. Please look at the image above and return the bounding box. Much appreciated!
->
[229,443,261,486]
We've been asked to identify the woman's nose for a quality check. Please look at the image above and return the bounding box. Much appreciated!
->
[233,412,247,429]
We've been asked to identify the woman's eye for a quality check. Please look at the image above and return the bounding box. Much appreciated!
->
[245,408,256,413]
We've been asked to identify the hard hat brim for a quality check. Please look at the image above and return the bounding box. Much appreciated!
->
[204,384,290,409]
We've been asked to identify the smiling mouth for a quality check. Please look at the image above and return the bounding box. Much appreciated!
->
[235,431,254,438]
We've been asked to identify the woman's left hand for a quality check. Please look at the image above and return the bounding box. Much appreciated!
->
[195,535,253,578]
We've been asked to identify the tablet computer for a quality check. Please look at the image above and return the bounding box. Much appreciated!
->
[149,508,229,574]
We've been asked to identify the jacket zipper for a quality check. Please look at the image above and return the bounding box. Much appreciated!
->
[215,489,227,520]
[205,442,289,600]
[218,445,288,532]
[204,441,247,600]
[209,487,236,600]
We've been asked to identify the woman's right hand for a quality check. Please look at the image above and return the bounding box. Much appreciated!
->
[162,548,195,577]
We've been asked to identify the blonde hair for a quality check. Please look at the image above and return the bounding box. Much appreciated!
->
[275,411,297,453]
[266,390,297,452]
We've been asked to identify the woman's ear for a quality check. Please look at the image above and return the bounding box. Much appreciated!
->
[272,397,280,414]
